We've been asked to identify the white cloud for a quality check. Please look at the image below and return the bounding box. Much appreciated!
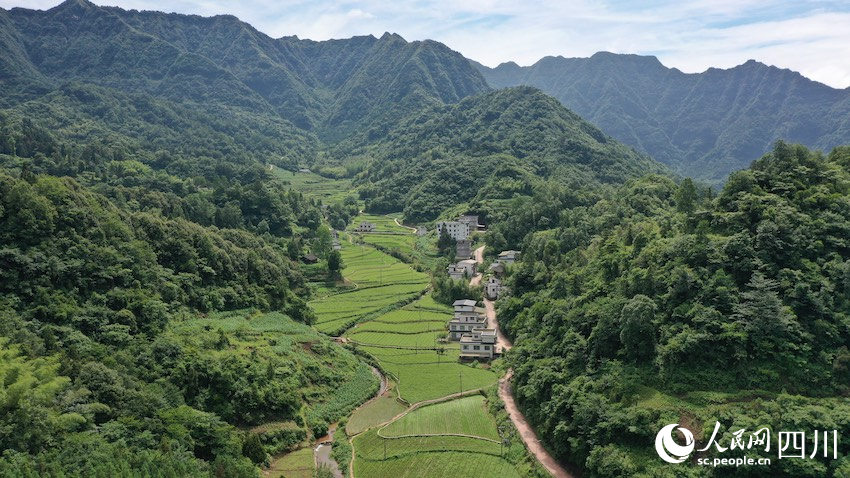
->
[1,0,849,88]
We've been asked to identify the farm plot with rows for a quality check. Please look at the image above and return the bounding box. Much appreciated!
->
[381,395,499,440]
[273,168,353,204]
[360,345,497,404]
[354,429,500,460]
[348,330,444,349]
[346,380,408,436]
[349,214,441,268]
[267,447,314,478]
[353,451,521,478]
[311,243,429,335]
[344,294,499,403]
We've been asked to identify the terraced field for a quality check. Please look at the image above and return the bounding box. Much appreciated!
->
[343,296,497,403]
[299,229,518,477]
[273,168,353,204]
[381,395,499,440]
[346,380,408,436]
[354,449,521,478]
[267,447,314,478]
[352,395,520,478]
[311,243,430,335]
[349,213,441,269]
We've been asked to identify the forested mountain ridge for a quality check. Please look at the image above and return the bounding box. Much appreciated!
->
[2,0,489,140]
[498,143,850,476]
[330,86,668,222]
[476,52,850,183]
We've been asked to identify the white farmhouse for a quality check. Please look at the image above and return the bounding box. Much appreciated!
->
[449,299,487,340]
[435,221,469,241]
[459,329,497,360]
[485,276,502,300]
[354,222,376,233]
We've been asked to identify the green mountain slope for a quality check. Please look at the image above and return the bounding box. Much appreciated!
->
[475,53,850,183]
[333,86,667,222]
[3,0,489,139]
[498,143,850,476]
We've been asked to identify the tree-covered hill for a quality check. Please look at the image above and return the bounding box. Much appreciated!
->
[476,53,850,184]
[497,142,850,477]
[2,0,489,140]
[335,86,667,222]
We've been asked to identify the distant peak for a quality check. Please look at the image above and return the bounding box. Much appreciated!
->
[54,0,94,9]
[379,32,406,42]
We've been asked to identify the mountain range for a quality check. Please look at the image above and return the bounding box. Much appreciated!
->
[1,0,488,143]
[476,53,850,183]
[3,0,850,187]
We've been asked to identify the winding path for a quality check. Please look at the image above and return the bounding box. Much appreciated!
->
[499,371,572,478]
[472,246,570,478]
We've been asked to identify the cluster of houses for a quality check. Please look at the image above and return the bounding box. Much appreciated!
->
[449,299,498,360]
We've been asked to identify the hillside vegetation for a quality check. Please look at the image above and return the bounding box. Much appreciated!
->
[336,86,666,222]
[498,143,850,477]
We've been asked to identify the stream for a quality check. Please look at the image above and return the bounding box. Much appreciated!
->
[313,366,386,477]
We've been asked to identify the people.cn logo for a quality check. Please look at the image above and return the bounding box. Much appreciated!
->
[655,424,695,464]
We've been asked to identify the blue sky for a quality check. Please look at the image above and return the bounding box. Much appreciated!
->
[3,0,850,88]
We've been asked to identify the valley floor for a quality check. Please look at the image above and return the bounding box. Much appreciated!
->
[291,214,546,477]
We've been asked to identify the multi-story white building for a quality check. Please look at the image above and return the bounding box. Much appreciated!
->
[485,276,502,300]
[448,299,486,340]
[459,329,497,360]
[435,221,469,241]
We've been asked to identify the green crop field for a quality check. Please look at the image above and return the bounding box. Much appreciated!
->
[354,429,500,460]
[346,380,408,436]
[306,363,379,433]
[352,319,445,334]
[349,214,413,233]
[273,168,353,204]
[348,330,445,348]
[381,395,499,440]
[311,243,430,335]
[343,294,498,403]
[267,447,314,478]
[351,396,521,478]
[348,213,441,268]
[353,451,522,478]
[361,346,497,404]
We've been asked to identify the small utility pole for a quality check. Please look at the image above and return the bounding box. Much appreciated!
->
[459,370,463,397]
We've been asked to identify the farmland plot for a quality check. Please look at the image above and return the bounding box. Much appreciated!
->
[354,451,521,478]
[381,395,499,440]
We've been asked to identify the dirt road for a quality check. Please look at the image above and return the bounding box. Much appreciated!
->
[473,245,569,477]
[499,370,573,478]
[469,245,510,353]
[483,297,511,353]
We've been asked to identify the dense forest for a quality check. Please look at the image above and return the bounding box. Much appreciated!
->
[497,143,850,477]
[0,83,376,476]
[334,86,665,222]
